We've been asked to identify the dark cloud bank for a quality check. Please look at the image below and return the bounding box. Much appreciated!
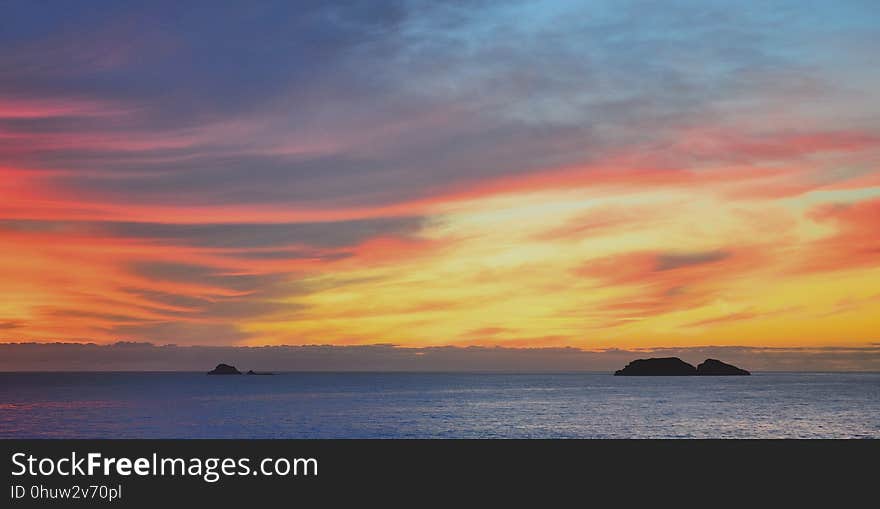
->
[1,342,877,372]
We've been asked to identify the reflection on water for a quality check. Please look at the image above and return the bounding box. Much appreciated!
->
[0,372,878,438]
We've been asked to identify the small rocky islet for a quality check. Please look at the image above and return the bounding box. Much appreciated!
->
[614,357,750,376]
[206,364,274,375]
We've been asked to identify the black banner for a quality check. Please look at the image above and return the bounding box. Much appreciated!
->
[2,440,876,507]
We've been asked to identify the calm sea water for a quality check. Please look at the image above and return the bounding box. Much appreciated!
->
[1,372,877,438]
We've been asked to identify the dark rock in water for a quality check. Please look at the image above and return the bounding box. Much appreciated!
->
[614,357,697,376]
[207,363,241,375]
[614,357,750,376]
[696,359,750,376]
[245,370,275,375]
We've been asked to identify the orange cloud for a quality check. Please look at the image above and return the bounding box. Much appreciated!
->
[798,197,880,275]
[575,248,770,322]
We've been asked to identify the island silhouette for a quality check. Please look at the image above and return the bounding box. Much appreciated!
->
[614,357,749,376]
[206,364,275,375]
[207,363,241,375]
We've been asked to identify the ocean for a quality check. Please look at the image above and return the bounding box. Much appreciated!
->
[1,372,877,438]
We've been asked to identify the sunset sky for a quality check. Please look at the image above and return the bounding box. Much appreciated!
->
[1,0,879,351]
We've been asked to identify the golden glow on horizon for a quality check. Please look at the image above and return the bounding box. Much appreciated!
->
[238,175,880,349]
